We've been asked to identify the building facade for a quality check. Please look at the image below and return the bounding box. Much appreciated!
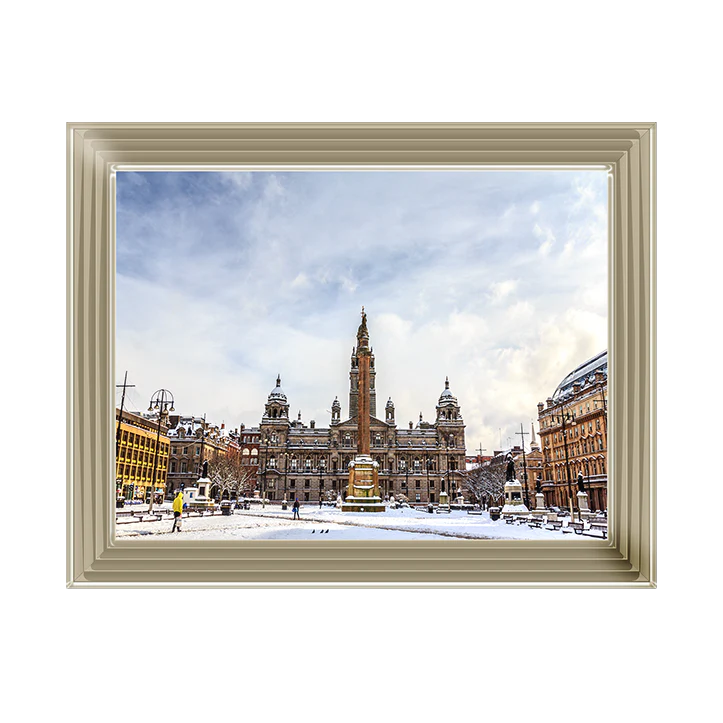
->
[115,408,170,502]
[257,319,467,505]
[537,350,608,511]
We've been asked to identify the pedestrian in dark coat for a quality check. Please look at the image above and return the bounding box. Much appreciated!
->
[292,498,300,520]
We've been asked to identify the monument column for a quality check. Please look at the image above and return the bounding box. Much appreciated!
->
[357,307,371,456]
[342,308,385,513]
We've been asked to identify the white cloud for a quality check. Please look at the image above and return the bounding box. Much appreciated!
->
[116,170,608,453]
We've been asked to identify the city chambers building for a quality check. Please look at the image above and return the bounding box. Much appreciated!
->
[258,318,467,504]
[537,350,608,511]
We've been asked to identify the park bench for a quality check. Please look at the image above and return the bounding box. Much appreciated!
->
[504,517,516,525]
[435,507,451,514]
[526,519,543,528]
[587,522,608,539]
[568,521,586,535]
[545,520,564,531]
[467,510,483,516]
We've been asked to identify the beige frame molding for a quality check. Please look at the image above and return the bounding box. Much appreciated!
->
[67,123,656,588]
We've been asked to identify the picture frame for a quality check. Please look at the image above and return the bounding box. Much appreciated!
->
[67,122,655,588]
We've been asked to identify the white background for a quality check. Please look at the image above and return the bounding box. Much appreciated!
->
[1,2,717,721]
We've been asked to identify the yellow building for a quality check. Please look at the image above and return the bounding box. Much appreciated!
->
[115,409,170,502]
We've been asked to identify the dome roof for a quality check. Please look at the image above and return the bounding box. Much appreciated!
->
[552,350,607,401]
[438,377,458,405]
[268,374,287,403]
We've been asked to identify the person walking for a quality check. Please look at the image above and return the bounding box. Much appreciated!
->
[292,498,300,520]
[172,490,184,533]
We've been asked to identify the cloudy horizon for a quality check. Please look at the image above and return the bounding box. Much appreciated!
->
[116,170,607,454]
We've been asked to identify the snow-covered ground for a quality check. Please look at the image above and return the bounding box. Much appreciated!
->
[115,505,602,541]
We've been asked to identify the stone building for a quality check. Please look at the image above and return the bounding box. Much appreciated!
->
[166,416,232,496]
[537,350,608,511]
[115,408,170,502]
[257,318,467,504]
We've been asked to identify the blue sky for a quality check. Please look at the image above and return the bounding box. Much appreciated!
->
[116,170,607,453]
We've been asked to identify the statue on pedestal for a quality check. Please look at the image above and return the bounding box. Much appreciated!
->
[505,452,515,482]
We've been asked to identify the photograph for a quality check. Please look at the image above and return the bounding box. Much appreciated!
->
[114,169,609,541]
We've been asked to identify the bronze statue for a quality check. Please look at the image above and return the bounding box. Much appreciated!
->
[536,474,542,494]
[505,452,515,482]
[577,471,585,493]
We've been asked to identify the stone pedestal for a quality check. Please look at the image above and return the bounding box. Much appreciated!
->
[577,491,593,519]
[341,455,386,512]
[501,479,529,515]
[438,490,450,509]
[530,492,548,517]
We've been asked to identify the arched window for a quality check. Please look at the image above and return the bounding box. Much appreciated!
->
[242,448,250,456]
[305,457,312,471]
[269,457,277,469]
[290,457,297,471]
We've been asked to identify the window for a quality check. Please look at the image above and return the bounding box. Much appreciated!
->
[269,457,277,469]
[415,480,421,489]
[290,480,296,488]
[416,494,421,502]
[291,458,298,471]
[195,446,200,456]
[305,480,310,488]
[305,457,312,471]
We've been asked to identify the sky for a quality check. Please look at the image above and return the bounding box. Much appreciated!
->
[115,170,607,454]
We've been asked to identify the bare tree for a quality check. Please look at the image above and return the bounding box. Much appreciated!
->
[210,453,255,501]
[460,462,506,508]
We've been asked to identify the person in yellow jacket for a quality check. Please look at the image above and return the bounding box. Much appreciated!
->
[172,490,184,533]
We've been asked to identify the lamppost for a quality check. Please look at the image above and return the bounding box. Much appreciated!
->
[260,435,269,508]
[197,413,207,480]
[551,403,576,509]
[282,451,290,507]
[425,456,431,504]
[319,456,324,505]
[404,457,409,502]
[515,423,530,509]
[147,389,174,513]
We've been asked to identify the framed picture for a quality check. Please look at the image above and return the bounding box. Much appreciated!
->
[67,123,655,587]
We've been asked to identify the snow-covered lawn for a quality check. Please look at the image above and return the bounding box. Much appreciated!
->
[115,505,601,541]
